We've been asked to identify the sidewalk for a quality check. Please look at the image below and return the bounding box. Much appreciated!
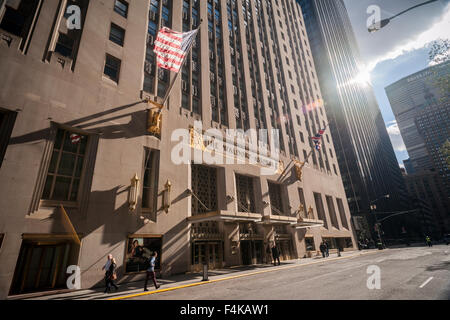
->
[9,249,378,301]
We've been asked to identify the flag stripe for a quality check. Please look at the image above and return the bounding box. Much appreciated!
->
[155,54,184,68]
[159,27,183,39]
[153,27,199,73]
[154,43,186,59]
[157,62,180,72]
[157,33,182,46]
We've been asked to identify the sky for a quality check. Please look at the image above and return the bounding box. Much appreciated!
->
[342,0,450,167]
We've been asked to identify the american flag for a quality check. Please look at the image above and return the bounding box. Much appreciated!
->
[70,133,82,144]
[313,140,322,151]
[153,27,199,73]
[311,127,326,150]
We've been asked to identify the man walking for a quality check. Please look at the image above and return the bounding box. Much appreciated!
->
[102,254,113,291]
[324,241,330,257]
[425,236,432,247]
[271,243,281,266]
[104,257,119,293]
[144,251,160,291]
[319,242,326,258]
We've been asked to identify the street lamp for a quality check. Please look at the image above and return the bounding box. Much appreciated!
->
[368,0,439,33]
[369,195,390,248]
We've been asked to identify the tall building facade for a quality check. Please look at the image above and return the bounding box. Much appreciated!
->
[0,0,355,298]
[386,61,450,233]
[297,0,410,240]
[404,171,450,235]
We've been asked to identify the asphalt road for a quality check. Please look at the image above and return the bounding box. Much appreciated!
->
[132,245,450,300]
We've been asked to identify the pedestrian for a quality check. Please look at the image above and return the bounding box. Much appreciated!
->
[102,254,112,290]
[144,251,160,291]
[265,244,272,264]
[324,241,330,257]
[271,243,281,266]
[425,236,432,247]
[104,257,119,293]
[319,242,326,258]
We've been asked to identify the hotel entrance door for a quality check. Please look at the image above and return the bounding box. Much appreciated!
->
[191,241,223,272]
[241,240,263,265]
[10,240,76,295]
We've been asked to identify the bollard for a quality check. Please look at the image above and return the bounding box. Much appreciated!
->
[202,263,208,281]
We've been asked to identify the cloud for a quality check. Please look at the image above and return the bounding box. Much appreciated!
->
[386,120,407,151]
[367,3,450,71]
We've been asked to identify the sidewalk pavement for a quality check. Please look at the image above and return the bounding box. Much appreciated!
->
[9,249,378,301]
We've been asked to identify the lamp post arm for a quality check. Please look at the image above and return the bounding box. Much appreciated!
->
[389,0,439,21]
[376,209,420,223]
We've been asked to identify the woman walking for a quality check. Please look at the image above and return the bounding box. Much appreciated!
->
[144,251,160,291]
[104,257,119,293]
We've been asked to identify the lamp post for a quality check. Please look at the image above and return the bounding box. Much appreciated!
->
[368,0,439,33]
[369,195,390,248]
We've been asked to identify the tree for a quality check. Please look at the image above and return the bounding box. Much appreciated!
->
[441,139,450,169]
[429,38,450,65]
[427,39,450,104]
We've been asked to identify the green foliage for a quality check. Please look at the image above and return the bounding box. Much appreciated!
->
[441,139,450,169]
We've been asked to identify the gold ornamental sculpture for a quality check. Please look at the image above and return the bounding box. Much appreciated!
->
[146,100,164,136]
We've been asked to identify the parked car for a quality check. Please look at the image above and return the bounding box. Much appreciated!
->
[444,234,450,245]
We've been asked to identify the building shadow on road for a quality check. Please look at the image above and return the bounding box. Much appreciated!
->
[43,261,297,300]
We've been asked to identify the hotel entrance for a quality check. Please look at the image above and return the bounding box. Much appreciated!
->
[9,236,80,295]
[240,240,263,265]
[191,241,223,272]
[277,240,294,261]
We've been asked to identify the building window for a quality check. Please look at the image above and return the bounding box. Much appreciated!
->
[268,182,284,215]
[142,149,159,216]
[114,0,129,18]
[0,233,4,251]
[42,128,88,203]
[337,198,349,229]
[313,192,327,228]
[298,187,307,214]
[0,0,40,39]
[326,195,339,229]
[236,174,256,213]
[104,54,121,83]
[125,236,162,273]
[305,237,314,251]
[191,164,218,214]
[109,23,125,46]
[300,131,304,143]
[0,108,17,169]
[54,32,75,57]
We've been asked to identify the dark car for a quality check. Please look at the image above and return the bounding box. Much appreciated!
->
[444,234,450,245]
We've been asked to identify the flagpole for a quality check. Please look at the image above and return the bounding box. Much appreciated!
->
[159,20,203,109]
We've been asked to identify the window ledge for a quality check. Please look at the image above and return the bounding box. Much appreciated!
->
[102,75,119,86]
[0,30,21,50]
[49,51,74,70]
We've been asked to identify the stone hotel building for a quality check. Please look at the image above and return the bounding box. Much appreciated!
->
[0,0,355,298]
